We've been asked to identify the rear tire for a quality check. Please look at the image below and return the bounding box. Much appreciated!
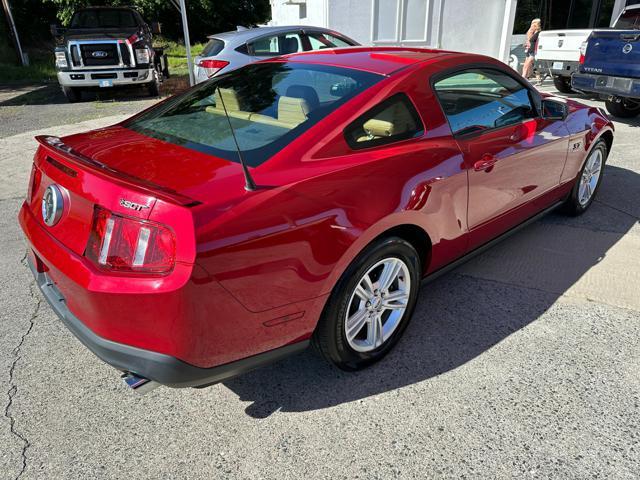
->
[161,53,170,79]
[553,75,573,94]
[605,97,640,118]
[562,140,608,216]
[62,86,81,103]
[313,237,421,371]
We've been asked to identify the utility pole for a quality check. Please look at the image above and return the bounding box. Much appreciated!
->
[1,0,26,66]
[170,0,195,86]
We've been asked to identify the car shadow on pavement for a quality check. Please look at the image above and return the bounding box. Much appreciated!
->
[223,165,639,418]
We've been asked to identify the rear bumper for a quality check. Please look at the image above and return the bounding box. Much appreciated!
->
[28,257,308,388]
[538,60,580,76]
[57,68,154,88]
[572,72,640,99]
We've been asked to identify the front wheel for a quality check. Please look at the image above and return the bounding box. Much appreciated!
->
[313,237,421,371]
[147,71,160,97]
[62,86,81,102]
[562,140,608,216]
[605,97,640,118]
[553,75,573,94]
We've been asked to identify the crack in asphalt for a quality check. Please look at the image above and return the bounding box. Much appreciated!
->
[3,259,40,480]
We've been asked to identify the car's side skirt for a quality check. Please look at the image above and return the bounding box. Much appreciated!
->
[422,199,566,286]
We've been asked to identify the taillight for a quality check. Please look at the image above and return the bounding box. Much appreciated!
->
[579,41,588,65]
[197,59,229,77]
[27,165,41,204]
[85,207,175,274]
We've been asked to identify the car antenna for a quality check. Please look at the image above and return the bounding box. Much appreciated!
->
[216,86,257,192]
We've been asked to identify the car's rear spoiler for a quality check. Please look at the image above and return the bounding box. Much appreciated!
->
[35,135,200,207]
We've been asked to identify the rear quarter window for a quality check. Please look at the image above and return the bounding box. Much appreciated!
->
[201,39,225,57]
[344,93,424,149]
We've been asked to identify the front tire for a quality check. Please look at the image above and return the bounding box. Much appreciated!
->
[313,237,421,371]
[553,75,573,94]
[147,71,160,97]
[62,86,81,102]
[562,140,608,216]
[605,97,640,118]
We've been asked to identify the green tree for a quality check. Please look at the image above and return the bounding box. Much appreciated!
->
[43,0,271,42]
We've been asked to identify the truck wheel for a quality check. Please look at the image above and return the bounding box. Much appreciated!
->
[605,97,640,118]
[62,86,81,103]
[162,54,170,79]
[553,76,573,94]
[147,72,160,97]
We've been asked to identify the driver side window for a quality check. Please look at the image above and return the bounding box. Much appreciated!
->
[433,69,537,136]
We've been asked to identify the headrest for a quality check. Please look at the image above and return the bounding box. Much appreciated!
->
[362,119,395,137]
[286,85,320,111]
[214,87,241,111]
[282,37,299,54]
[278,96,309,125]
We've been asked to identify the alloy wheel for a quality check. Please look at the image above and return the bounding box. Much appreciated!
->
[344,257,411,353]
[578,148,603,206]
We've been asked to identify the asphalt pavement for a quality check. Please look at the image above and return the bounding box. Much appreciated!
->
[0,82,638,479]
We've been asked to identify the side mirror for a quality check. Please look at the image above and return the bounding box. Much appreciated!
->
[50,23,65,37]
[151,22,161,35]
[542,99,568,120]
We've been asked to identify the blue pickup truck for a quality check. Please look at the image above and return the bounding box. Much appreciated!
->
[572,5,640,118]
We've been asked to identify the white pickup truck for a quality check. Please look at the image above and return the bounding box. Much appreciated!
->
[536,5,640,93]
[536,30,592,93]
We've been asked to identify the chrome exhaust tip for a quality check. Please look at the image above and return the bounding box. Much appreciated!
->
[122,372,160,395]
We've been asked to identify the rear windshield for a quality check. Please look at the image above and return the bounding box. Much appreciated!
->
[201,38,225,57]
[126,62,382,167]
[614,10,640,29]
[70,9,137,29]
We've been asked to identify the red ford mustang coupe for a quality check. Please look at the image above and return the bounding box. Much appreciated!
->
[19,47,614,393]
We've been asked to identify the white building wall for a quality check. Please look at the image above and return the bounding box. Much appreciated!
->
[269,0,517,62]
[439,0,509,57]
[269,0,327,26]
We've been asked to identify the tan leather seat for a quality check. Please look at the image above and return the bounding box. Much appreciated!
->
[357,100,417,142]
[278,96,309,126]
[205,88,251,120]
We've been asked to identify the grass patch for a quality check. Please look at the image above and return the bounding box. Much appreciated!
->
[157,37,206,76]
[0,52,56,85]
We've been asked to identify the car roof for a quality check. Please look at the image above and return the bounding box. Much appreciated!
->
[266,46,460,76]
[208,25,349,44]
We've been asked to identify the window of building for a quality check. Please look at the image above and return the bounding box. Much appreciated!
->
[433,69,537,136]
[344,93,424,149]
[372,0,429,43]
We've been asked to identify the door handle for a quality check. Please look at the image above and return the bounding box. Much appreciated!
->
[474,154,497,171]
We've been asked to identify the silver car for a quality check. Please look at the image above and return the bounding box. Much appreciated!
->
[193,25,359,83]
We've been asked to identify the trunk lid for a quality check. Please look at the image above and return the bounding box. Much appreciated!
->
[584,30,640,78]
[59,125,242,203]
[28,128,237,256]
